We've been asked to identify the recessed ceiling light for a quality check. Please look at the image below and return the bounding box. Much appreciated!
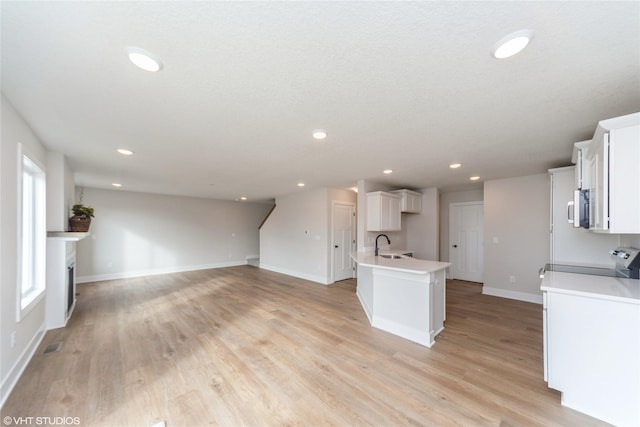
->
[312,130,327,140]
[297,182,305,187]
[126,47,163,72]
[470,176,481,181]
[240,196,247,201]
[117,148,134,156]
[492,30,534,59]
[449,163,462,169]
[112,183,122,187]
[383,169,393,175]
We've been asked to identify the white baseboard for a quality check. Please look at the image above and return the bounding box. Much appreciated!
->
[356,290,373,324]
[0,324,46,409]
[482,286,543,304]
[372,316,433,348]
[258,264,329,285]
[76,261,247,284]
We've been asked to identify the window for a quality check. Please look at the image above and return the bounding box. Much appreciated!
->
[18,145,46,319]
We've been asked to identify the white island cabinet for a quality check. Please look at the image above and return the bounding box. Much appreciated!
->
[541,271,640,427]
[351,251,450,347]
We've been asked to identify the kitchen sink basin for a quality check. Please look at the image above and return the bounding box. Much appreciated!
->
[379,254,404,259]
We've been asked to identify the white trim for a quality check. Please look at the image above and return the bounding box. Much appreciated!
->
[482,286,543,304]
[0,323,46,409]
[259,263,330,285]
[448,201,484,282]
[356,290,373,324]
[76,261,247,284]
[18,290,45,319]
[331,200,356,283]
[16,143,47,322]
[371,316,434,348]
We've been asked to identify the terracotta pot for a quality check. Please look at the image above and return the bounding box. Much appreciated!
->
[69,216,91,232]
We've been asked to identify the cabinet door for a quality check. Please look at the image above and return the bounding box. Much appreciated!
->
[588,133,608,231]
[367,192,401,231]
[410,193,422,213]
[609,125,640,233]
[546,291,640,426]
[367,194,383,231]
[382,195,401,230]
[587,125,640,233]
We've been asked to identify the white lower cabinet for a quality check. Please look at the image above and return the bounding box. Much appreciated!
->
[544,289,640,426]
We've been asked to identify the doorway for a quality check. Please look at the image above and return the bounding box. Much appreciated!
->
[449,202,484,282]
[331,201,356,282]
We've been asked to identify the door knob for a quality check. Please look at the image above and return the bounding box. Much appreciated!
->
[334,245,339,248]
[452,244,458,248]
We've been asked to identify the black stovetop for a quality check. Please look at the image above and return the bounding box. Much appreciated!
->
[545,263,627,278]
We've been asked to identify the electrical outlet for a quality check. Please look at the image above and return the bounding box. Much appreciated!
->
[509,275,516,283]
[10,331,16,348]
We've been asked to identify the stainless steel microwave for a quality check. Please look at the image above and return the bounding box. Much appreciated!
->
[568,189,589,228]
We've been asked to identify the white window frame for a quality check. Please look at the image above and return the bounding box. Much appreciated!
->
[16,143,47,322]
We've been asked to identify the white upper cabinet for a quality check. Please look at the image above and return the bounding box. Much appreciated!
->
[391,189,422,213]
[367,191,401,231]
[571,140,591,190]
[585,114,640,233]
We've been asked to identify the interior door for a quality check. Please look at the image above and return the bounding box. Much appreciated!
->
[332,202,355,282]
[449,202,484,282]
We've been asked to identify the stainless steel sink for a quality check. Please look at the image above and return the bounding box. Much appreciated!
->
[379,254,403,259]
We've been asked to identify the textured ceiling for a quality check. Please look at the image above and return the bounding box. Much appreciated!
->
[2,1,639,202]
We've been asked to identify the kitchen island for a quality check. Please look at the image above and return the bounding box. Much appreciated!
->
[351,251,451,347]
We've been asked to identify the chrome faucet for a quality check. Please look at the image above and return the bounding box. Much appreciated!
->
[375,234,391,256]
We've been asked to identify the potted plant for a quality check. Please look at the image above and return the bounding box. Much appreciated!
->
[69,203,94,232]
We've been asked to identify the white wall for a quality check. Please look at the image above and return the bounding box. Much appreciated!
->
[483,173,550,303]
[75,188,272,282]
[1,95,48,407]
[46,152,74,231]
[260,187,356,284]
[622,235,640,248]
[440,188,484,263]
[405,188,439,260]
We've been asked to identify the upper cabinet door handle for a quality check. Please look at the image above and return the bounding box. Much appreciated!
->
[567,200,575,224]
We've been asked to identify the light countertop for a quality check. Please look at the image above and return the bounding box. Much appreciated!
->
[47,231,90,241]
[351,251,451,275]
[541,270,640,304]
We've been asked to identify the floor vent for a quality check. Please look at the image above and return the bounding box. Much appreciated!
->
[43,342,62,354]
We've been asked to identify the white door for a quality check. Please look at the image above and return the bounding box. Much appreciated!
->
[332,202,355,282]
[449,202,484,282]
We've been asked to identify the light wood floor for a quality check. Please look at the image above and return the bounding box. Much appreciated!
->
[2,266,608,426]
